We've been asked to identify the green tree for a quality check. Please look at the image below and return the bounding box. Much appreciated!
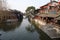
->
[25,6,35,18]
[25,6,35,14]
[26,6,35,12]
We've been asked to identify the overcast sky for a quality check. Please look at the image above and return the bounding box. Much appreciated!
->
[7,0,58,12]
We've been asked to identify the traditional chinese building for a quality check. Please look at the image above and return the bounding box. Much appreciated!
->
[0,0,18,23]
[39,0,60,14]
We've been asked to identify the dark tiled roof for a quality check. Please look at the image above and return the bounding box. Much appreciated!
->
[40,1,58,9]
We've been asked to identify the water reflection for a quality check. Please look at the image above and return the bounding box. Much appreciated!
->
[34,26,52,40]
[25,24,52,40]
[26,24,35,32]
[0,18,40,40]
[0,19,23,32]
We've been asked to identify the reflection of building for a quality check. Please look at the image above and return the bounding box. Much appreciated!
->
[38,0,60,14]
[0,20,22,32]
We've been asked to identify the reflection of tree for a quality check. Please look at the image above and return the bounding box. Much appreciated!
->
[0,19,23,32]
[25,24,35,32]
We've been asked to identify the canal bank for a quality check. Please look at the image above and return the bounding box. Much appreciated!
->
[28,17,60,40]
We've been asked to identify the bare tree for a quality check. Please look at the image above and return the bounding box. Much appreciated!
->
[0,0,8,10]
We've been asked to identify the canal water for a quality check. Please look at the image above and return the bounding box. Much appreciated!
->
[0,18,40,40]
